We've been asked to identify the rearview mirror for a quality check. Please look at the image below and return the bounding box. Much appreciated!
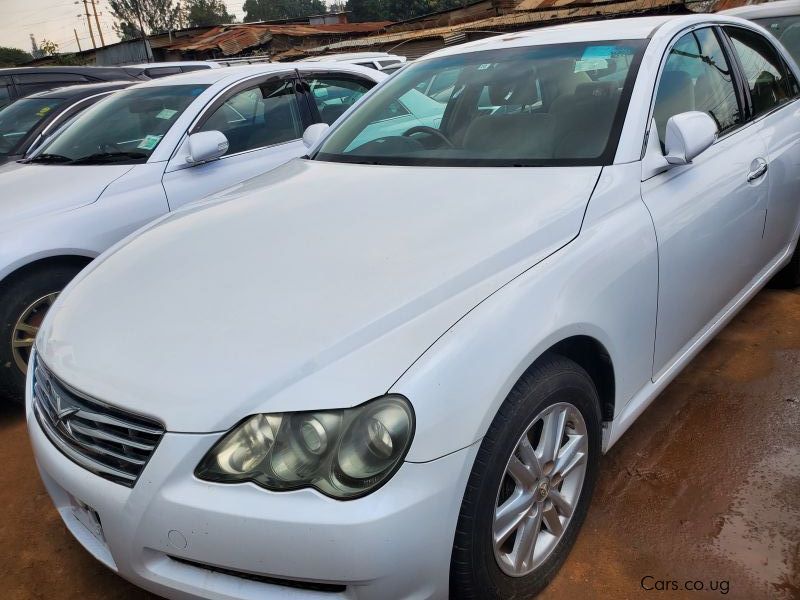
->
[664,111,717,166]
[187,130,229,164]
[302,123,330,149]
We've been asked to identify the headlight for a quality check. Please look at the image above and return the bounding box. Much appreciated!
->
[195,395,414,499]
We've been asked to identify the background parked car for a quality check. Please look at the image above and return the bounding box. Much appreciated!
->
[301,52,407,73]
[0,81,134,165]
[722,0,800,64]
[125,61,222,79]
[0,66,145,110]
[0,63,387,403]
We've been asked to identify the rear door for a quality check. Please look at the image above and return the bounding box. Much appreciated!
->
[721,25,800,266]
[162,72,312,210]
[640,26,770,376]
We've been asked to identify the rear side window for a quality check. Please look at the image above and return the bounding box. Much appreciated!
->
[13,73,90,98]
[305,75,374,124]
[653,28,741,148]
[144,66,182,78]
[725,27,798,116]
[752,15,800,65]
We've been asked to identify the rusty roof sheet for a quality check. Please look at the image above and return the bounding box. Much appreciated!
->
[165,22,391,55]
[302,0,682,54]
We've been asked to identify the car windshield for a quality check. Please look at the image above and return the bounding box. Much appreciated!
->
[32,84,208,165]
[0,97,64,155]
[313,40,646,167]
[753,15,800,64]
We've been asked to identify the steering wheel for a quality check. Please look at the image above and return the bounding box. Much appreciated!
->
[402,125,454,148]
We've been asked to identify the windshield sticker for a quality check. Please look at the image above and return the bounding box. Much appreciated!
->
[36,106,52,117]
[137,134,163,150]
[575,45,618,73]
[156,108,178,120]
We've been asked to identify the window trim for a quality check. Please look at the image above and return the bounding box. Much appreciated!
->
[719,24,800,124]
[641,23,750,160]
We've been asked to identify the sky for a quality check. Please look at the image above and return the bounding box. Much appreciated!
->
[1,0,247,55]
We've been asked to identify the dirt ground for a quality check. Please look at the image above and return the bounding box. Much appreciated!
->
[0,288,798,600]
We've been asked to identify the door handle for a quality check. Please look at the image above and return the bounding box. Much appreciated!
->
[747,160,769,182]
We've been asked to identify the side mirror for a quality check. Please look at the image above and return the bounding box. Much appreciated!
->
[186,130,229,164]
[302,123,330,149]
[664,111,717,166]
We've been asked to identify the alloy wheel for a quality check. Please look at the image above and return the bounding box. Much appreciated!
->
[492,401,588,577]
[10,292,58,374]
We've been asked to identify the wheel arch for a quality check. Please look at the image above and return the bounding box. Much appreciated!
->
[0,253,96,292]
[546,335,616,422]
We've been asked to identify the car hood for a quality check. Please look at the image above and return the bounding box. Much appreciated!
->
[38,159,601,432]
[0,162,133,232]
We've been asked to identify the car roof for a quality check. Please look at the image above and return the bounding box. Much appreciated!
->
[0,65,140,80]
[126,61,220,69]
[132,62,385,88]
[421,14,767,60]
[23,80,135,99]
[720,0,800,19]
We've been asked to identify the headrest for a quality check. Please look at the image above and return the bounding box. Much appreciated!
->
[574,81,617,99]
[487,67,539,106]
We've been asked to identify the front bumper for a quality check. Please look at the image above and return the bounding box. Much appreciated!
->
[26,379,478,600]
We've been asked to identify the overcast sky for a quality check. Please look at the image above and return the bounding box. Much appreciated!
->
[1,0,246,55]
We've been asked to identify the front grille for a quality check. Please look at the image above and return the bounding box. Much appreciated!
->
[32,355,165,487]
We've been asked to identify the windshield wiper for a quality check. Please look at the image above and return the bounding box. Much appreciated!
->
[70,151,148,164]
[25,153,73,164]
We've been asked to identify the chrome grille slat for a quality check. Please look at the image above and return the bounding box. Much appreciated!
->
[32,356,164,487]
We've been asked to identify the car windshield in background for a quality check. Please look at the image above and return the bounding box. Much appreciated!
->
[313,40,646,167]
[31,84,208,165]
[753,16,800,64]
[0,97,64,155]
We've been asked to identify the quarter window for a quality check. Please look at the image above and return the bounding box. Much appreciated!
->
[725,27,798,116]
[199,78,303,156]
[653,28,741,150]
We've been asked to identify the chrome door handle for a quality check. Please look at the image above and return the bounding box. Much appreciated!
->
[747,161,769,182]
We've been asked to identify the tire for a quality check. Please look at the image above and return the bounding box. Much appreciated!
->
[450,354,602,599]
[0,264,84,404]
[771,240,800,289]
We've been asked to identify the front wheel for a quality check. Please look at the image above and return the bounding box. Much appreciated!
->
[0,264,84,403]
[450,354,601,599]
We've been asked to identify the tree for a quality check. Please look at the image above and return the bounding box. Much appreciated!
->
[109,0,185,39]
[39,39,59,56]
[0,47,32,67]
[186,0,234,27]
[242,0,326,22]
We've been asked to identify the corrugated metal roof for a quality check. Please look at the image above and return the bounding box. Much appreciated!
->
[165,22,391,56]
[302,0,682,54]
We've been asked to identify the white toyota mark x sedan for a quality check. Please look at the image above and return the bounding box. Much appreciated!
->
[26,14,800,600]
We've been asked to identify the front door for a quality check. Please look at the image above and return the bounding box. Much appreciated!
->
[641,26,770,376]
[162,73,310,211]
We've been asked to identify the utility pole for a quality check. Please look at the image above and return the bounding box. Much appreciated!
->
[79,0,97,49]
[90,0,105,47]
[73,28,82,52]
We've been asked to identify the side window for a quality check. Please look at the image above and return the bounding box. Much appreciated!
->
[0,77,13,110]
[752,16,800,65]
[144,66,182,78]
[13,73,90,98]
[653,28,741,150]
[725,26,798,116]
[199,78,303,156]
[305,75,374,124]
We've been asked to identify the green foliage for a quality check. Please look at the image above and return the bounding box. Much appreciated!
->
[242,0,327,22]
[0,47,32,67]
[109,0,185,38]
[39,39,59,56]
[186,0,234,27]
